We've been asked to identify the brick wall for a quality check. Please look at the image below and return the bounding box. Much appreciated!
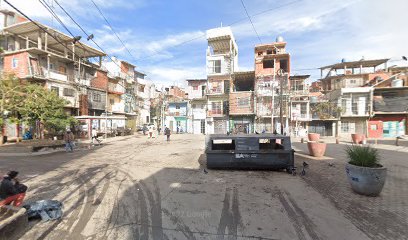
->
[91,70,108,90]
[3,52,29,78]
[229,92,254,114]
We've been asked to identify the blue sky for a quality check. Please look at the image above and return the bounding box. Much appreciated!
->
[4,0,408,86]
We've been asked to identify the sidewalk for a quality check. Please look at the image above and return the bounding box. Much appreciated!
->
[0,134,139,157]
[292,136,408,153]
[292,141,408,240]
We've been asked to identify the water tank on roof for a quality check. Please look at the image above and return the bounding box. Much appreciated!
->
[276,36,284,42]
[391,79,403,87]
[310,96,318,103]
[341,58,346,63]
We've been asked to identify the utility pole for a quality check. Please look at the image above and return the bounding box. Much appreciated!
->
[271,58,276,133]
[279,73,285,135]
[105,79,108,139]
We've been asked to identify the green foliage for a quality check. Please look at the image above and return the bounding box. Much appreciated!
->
[0,75,24,126]
[311,102,342,119]
[18,84,75,132]
[1,74,76,133]
[345,145,381,168]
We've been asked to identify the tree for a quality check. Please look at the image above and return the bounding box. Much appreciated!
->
[1,74,76,142]
[0,75,24,144]
[19,84,76,135]
[311,102,342,120]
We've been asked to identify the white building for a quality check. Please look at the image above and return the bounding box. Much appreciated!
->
[186,79,207,134]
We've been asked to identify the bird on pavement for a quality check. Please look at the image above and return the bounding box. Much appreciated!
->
[203,169,208,174]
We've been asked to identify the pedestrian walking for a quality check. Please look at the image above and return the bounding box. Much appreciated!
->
[148,125,153,138]
[0,170,28,207]
[142,125,148,135]
[176,125,179,134]
[165,126,171,141]
[64,129,75,152]
[91,128,101,145]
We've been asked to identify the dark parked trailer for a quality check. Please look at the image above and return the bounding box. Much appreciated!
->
[205,134,295,171]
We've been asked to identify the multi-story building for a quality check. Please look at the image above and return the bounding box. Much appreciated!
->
[186,79,207,134]
[1,20,106,115]
[317,59,391,138]
[254,37,290,134]
[135,70,152,125]
[103,57,138,129]
[164,101,188,132]
[229,71,255,133]
[205,26,238,134]
[290,75,311,134]
[368,72,408,138]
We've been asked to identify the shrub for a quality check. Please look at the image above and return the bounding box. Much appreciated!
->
[345,145,381,167]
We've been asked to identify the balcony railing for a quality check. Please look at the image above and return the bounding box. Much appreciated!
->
[208,87,224,94]
[208,109,224,117]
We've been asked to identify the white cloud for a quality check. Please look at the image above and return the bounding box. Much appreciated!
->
[145,66,206,86]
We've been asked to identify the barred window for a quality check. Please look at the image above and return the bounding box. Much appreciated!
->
[63,88,75,97]
[93,93,101,102]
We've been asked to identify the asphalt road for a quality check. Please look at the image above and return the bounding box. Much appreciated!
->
[1,134,374,240]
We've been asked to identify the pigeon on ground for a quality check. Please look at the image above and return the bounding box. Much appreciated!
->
[203,169,208,174]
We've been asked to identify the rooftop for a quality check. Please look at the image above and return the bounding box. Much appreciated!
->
[3,21,105,58]
[320,58,389,70]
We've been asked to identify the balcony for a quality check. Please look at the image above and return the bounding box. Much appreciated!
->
[208,87,224,95]
[207,109,224,117]
[42,68,69,81]
[108,82,125,94]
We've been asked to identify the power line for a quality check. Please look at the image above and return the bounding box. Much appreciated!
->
[240,0,262,44]
[51,0,142,89]
[89,0,137,62]
[138,0,301,61]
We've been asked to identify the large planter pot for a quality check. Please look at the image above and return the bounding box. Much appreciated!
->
[351,133,365,144]
[345,163,387,196]
[307,141,326,157]
[308,133,320,141]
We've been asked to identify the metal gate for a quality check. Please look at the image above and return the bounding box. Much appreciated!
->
[214,120,227,134]
[309,122,333,136]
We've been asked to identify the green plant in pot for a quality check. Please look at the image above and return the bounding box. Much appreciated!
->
[345,145,386,196]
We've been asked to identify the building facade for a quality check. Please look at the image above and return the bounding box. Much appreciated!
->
[205,27,238,134]
[186,79,207,134]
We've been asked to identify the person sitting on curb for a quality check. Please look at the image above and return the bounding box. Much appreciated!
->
[64,129,75,152]
[0,171,28,207]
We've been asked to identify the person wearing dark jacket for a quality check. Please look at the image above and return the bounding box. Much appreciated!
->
[0,171,28,207]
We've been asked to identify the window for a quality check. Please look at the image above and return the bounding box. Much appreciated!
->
[192,104,196,108]
[237,97,249,108]
[176,105,180,109]
[63,88,75,97]
[110,99,115,105]
[263,60,274,69]
[51,86,59,96]
[211,102,222,114]
[211,60,221,73]
[349,79,357,85]
[257,52,263,56]
[12,58,18,68]
[266,49,272,55]
[193,86,198,90]
[341,121,350,133]
[93,93,101,102]
[279,59,288,72]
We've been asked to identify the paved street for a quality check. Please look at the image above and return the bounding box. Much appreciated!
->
[0,134,406,240]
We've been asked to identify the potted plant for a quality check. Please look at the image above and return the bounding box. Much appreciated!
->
[345,145,386,196]
[308,133,320,141]
[351,133,365,144]
[307,141,326,157]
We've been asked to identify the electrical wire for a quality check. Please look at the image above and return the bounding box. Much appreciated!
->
[89,0,137,63]
[240,0,262,44]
